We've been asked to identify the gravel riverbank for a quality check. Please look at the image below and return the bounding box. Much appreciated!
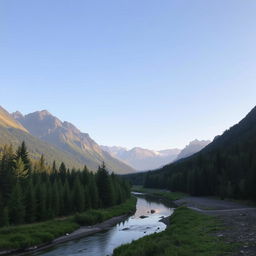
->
[175,197,256,256]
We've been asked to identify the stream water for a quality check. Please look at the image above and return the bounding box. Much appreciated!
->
[34,193,174,256]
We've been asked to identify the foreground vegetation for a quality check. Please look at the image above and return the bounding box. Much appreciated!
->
[0,197,136,250]
[132,185,186,200]
[113,207,235,256]
[0,142,131,227]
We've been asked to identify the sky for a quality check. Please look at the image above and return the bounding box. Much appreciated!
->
[0,0,256,150]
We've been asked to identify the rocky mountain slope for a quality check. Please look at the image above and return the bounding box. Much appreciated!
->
[175,139,211,161]
[12,109,134,174]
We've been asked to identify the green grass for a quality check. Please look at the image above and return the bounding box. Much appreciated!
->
[0,197,137,250]
[74,197,137,225]
[132,185,186,200]
[0,220,79,250]
[113,207,236,256]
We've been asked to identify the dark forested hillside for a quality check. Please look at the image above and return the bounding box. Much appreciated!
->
[142,106,256,201]
[0,142,131,227]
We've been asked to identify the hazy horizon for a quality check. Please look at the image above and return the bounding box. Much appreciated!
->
[1,0,256,150]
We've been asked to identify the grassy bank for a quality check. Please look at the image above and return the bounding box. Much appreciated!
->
[113,206,235,256]
[0,197,137,250]
[132,185,186,201]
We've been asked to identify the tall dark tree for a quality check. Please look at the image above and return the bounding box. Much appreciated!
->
[15,141,31,174]
[25,179,36,223]
[8,182,25,225]
[96,163,114,207]
[73,176,85,212]
[0,145,15,205]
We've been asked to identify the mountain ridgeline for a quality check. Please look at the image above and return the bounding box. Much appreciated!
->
[142,106,256,201]
[175,139,210,160]
[102,140,210,171]
[0,106,134,174]
[101,146,181,171]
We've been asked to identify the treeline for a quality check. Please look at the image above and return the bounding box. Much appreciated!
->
[0,142,130,227]
[144,106,256,201]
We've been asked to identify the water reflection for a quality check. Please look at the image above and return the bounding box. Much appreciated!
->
[34,195,174,256]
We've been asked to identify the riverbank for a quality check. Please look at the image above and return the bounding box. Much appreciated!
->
[175,196,256,256]
[113,206,235,256]
[0,197,137,256]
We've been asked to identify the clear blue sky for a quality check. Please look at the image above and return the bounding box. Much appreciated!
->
[0,0,255,150]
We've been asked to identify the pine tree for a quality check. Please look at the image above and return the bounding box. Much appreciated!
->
[0,145,15,204]
[52,181,60,217]
[63,180,72,215]
[89,174,99,208]
[8,182,25,225]
[15,157,28,180]
[73,176,85,212]
[16,141,31,174]
[36,183,47,221]
[39,154,46,172]
[96,163,114,207]
[84,186,91,210]
[58,180,65,215]
[25,179,36,223]
[59,162,67,184]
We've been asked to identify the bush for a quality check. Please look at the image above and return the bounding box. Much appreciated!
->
[74,210,103,225]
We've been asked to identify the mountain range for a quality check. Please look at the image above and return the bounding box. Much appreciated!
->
[0,106,134,174]
[101,146,180,171]
[101,140,210,171]
[0,105,211,174]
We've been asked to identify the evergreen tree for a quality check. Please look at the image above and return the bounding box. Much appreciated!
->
[8,182,25,225]
[15,157,28,180]
[52,181,60,217]
[73,176,85,212]
[36,183,47,221]
[59,162,67,184]
[96,163,114,207]
[16,141,31,174]
[63,180,72,215]
[88,174,99,208]
[0,145,15,204]
[84,186,91,210]
[39,154,47,172]
[25,179,36,223]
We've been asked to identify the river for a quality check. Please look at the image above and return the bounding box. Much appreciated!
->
[33,193,174,256]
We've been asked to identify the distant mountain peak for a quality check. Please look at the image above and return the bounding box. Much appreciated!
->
[0,106,28,133]
[12,111,24,120]
[189,139,210,145]
[38,109,51,116]
[176,139,211,160]
[29,110,56,120]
